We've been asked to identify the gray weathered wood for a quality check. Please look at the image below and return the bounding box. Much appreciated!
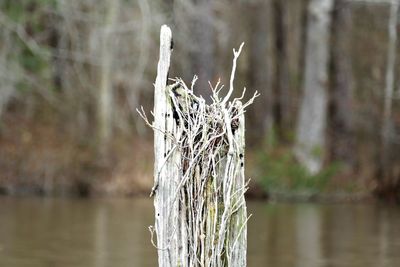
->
[153,25,175,267]
[149,25,252,267]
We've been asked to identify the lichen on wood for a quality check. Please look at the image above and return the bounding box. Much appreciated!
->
[138,25,257,267]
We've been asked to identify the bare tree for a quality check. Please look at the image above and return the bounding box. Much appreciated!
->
[273,0,291,138]
[295,0,334,174]
[380,0,399,174]
[97,0,120,157]
[330,0,354,168]
[0,25,18,119]
[0,2,53,119]
[287,0,308,93]
[247,0,275,144]
[55,0,158,143]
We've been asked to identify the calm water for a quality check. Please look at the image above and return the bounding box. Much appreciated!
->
[0,197,400,267]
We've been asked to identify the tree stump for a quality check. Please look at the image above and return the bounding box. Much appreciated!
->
[139,25,257,267]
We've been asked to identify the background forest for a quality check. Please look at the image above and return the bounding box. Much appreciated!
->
[0,0,399,202]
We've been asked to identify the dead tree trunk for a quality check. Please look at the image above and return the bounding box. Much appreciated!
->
[143,25,253,267]
[295,0,334,174]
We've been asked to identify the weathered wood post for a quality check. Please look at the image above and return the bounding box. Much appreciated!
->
[152,24,177,266]
[141,25,257,267]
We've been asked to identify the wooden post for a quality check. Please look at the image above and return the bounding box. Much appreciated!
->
[147,25,254,267]
[153,25,177,266]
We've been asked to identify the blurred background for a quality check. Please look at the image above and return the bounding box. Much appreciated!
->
[0,0,400,266]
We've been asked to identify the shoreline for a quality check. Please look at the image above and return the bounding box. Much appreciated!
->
[0,184,377,204]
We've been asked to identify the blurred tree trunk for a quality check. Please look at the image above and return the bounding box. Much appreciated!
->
[298,0,309,97]
[247,1,274,145]
[295,0,334,174]
[49,17,64,92]
[273,0,291,139]
[379,0,399,184]
[287,0,308,120]
[98,0,119,157]
[190,0,215,101]
[287,0,308,86]
[329,0,354,168]
[0,28,16,119]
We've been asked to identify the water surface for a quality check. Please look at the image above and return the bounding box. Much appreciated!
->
[0,197,399,267]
